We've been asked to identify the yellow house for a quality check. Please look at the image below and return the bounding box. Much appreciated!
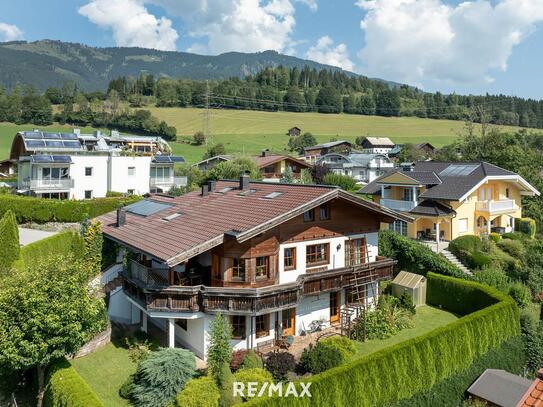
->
[360,162,540,244]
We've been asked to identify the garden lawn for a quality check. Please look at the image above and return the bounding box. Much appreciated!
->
[70,341,136,407]
[353,305,458,357]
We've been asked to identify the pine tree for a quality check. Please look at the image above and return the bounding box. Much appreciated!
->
[207,313,233,378]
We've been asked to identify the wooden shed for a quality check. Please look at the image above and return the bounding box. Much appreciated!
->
[391,271,427,307]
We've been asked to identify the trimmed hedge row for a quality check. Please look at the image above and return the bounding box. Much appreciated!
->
[0,194,141,223]
[44,358,103,407]
[394,336,525,407]
[248,273,519,407]
[378,230,469,279]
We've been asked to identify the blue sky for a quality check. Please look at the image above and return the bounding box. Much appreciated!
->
[0,0,542,99]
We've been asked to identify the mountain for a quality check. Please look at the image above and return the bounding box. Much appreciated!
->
[0,39,376,92]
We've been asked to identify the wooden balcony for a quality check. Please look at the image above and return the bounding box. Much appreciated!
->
[122,257,396,315]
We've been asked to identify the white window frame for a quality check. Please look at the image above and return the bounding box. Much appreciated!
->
[128,167,136,176]
[458,218,468,233]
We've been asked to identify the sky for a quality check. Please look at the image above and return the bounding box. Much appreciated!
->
[0,0,542,99]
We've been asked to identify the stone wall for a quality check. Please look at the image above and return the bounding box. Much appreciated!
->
[74,324,112,359]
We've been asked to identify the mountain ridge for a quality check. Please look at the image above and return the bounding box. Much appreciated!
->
[0,39,396,92]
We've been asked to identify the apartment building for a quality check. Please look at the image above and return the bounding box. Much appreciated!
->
[100,176,409,360]
[9,130,186,199]
[317,153,394,184]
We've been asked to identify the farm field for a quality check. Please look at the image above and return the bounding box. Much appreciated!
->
[1,108,538,164]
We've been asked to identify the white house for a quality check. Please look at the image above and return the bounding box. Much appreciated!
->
[99,177,409,360]
[358,137,395,154]
[9,130,186,199]
[318,153,394,184]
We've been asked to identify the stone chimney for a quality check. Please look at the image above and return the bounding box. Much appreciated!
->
[207,180,216,193]
[116,208,126,227]
[201,184,209,196]
[240,172,250,190]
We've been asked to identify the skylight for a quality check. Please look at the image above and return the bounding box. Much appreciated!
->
[262,191,283,199]
[218,187,234,193]
[439,164,478,177]
[162,213,182,221]
[238,189,257,196]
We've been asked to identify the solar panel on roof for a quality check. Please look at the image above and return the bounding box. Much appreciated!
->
[45,140,64,148]
[440,164,478,177]
[171,156,185,163]
[23,132,44,139]
[153,155,171,163]
[25,140,46,148]
[43,132,61,139]
[31,155,54,163]
[125,200,173,217]
[60,133,78,140]
[51,156,72,163]
[62,141,82,148]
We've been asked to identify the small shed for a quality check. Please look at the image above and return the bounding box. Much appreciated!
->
[391,271,427,307]
[287,126,301,137]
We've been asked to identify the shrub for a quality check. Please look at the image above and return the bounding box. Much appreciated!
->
[323,172,357,191]
[193,131,206,145]
[378,230,468,279]
[44,358,104,407]
[176,376,220,407]
[489,232,501,243]
[216,362,240,407]
[319,336,357,362]
[131,348,196,407]
[361,304,413,340]
[473,266,511,293]
[241,350,264,370]
[497,238,525,258]
[119,374,135,400]
[397,292,417,314]
[0,210,20,273]
[299,342,343,374]
[248,273,520,407]
[508,282,531,308]
[520,310,543,374]
[517,217,536,238]
[468,251,492,269]
[233,368,274,401]
[448,235,482,256]
[502,232,525,241]
[230,349,248,371]
[264,352,296,381]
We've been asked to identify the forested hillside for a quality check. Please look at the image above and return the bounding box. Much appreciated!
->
[109,67,543,129]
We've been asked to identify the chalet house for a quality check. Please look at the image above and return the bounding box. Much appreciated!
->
[317,153,394,184]
[9,130,186,199]
[254,151,312,182]
[192,155,233,172]
[360,162,539,245]
[303,140,353,164]
[0,159,16,177]
[287,127,301,137]
[100,176,409,360]
[416,142,436,156]
[358,137,395,155]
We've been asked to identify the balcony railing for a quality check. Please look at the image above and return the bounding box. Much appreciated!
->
[380,199,416,212]
[129,260,169,287]
[149,176,188,188]
[22,178,74,190]
[476,199,516,213]
[122,257,396,314]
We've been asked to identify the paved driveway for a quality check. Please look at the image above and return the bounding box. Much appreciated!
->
[18,228,58,246]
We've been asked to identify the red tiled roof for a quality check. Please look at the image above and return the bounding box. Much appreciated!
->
[518,370,543,407]
[99,180,410,266]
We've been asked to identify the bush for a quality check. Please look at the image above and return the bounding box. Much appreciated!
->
[208,313,233,378]
[473,266,511,293]
[508,282,531,308]
[468,251,493,269]
[249,273,520,407]
[119,374,135,400]
[397,292,417,314]
[241,350,263,370]
[502,232,525,241]
[131,348,196,407]
[233,368,274,401]
[489,232,501,243]
[0,210,20,273]
[517,217,536,238]
[378,230,468,279]
[230,349,248,371]
[299,342,343,374]
[176,376,220,407]
[497,238,525,258]
[360,303,413,340]
[323,172,357,191]
[448,235,482,256]
[216,362,240,407]
[264,352,296,381]
[193,131,206,145]
[0,194,141,223]
[520,310,543,374]
[319,336,357,362]
[44,358,104,407]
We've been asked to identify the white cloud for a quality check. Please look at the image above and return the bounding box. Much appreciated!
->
[150,0,298,55]
[305,36,354,71]
[79,0,178,51]
[296,0,317,11]
[0,23,24,42]
[356,0,543,86]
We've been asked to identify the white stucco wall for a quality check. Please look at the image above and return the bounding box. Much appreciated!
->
[70,155,109,199]
[109,156,152,195]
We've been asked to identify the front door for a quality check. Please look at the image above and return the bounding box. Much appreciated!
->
[281,308,296,336]
[330,291,340,324]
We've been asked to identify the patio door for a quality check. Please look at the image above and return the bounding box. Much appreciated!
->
[281,308,296,336]
[330,291,340,324]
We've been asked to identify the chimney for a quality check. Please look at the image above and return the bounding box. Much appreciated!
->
[94,130,102,139]
[201,184,209,196]
[73,128,81,136]
[240,172,250,190]
[116,208,126,227]
[261,149,269,157]
[111,130,120,138]
[207,180,216,193]
[537,368,543,380]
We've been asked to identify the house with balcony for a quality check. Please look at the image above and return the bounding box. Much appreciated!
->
[317,152,394,184]
[303,140,353,164]
[9,130,186,199]
[360,161,539,245]
[99,175,409,360]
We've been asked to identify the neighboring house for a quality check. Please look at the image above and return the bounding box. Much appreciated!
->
[287,126,301,137]
[467,368,543,407]
[387,143,436,160]
[317,153,394,184]
[358,137,395,154]
[100,176,409,360]
[360,161,539,245]
[254,151,312,182]
[10,130,186,199]
[303,140,353,164]
[192,155,233,172]
[0,159,16,177]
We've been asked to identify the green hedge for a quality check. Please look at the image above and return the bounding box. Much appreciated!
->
[394,336,525,407]
[0,194,141,223]
[247,273,519,407]
[517,217,536,239]
[44,358,104,407]
[378,230,469,279]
